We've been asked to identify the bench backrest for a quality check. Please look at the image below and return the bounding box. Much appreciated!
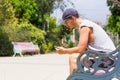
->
[12,42,33,47]
[67,46,120,80]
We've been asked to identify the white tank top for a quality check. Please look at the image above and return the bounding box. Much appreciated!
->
[79,19,116,52]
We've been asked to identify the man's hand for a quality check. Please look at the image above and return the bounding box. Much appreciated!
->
[55,47,66,54]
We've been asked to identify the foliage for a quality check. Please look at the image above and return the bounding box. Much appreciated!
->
[36,0,63,30]
[3,20,46,46]
[46,23,72,46]
[67,41,75,48]
[59,25,73,38]
[0,27,13,56]
[41,42,53,53]
[0,0,14,25]
[106,0,120,34]
[106,15,120,34]
[45,15,61,45]
[9,0,42,28]
[9,0,37,21]
[0,0,74,55]
[40,15,62,52]
[35,0,73,31]
[39,15,73,52]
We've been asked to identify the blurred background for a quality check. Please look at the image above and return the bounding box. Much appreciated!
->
[0,0,119,56]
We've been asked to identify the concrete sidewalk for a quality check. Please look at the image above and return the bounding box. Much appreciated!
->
[0,54,69,80]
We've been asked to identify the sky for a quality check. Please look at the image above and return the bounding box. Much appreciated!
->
[51,0,111,25]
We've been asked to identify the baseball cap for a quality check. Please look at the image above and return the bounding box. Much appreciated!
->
[62,8,78,23]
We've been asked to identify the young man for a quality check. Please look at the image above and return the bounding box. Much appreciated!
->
[55,8,116,74]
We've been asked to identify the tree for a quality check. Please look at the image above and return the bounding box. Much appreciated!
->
[40,14,72,52]
[36,0,73,30]
[106,0,120,34]
[108,0,120,6]
[0,27,13,56]
[0,0,14,25]
[0,0,74,54]
[0,0,14,56]
[1,0,46,53]
[9,0,38,22]
[36,0,59,30]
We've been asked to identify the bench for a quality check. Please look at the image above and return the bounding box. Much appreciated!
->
[12,42,40,57]
[67,46,120,80]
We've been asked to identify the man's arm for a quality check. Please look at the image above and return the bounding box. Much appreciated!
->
[56,26,90,54]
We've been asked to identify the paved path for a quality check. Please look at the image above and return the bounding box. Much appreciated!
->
[0,54,69,80]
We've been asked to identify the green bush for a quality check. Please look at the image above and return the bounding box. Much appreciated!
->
[2,20,46,55]
[0,27,13,56]
[67,41,75,48]
[40,42,53,53]
[3,20,46,44]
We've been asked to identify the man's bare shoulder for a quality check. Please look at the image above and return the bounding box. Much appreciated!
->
[80,26,91,32]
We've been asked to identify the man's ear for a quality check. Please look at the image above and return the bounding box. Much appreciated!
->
[71,16,77,23]
[71,16,76,21]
